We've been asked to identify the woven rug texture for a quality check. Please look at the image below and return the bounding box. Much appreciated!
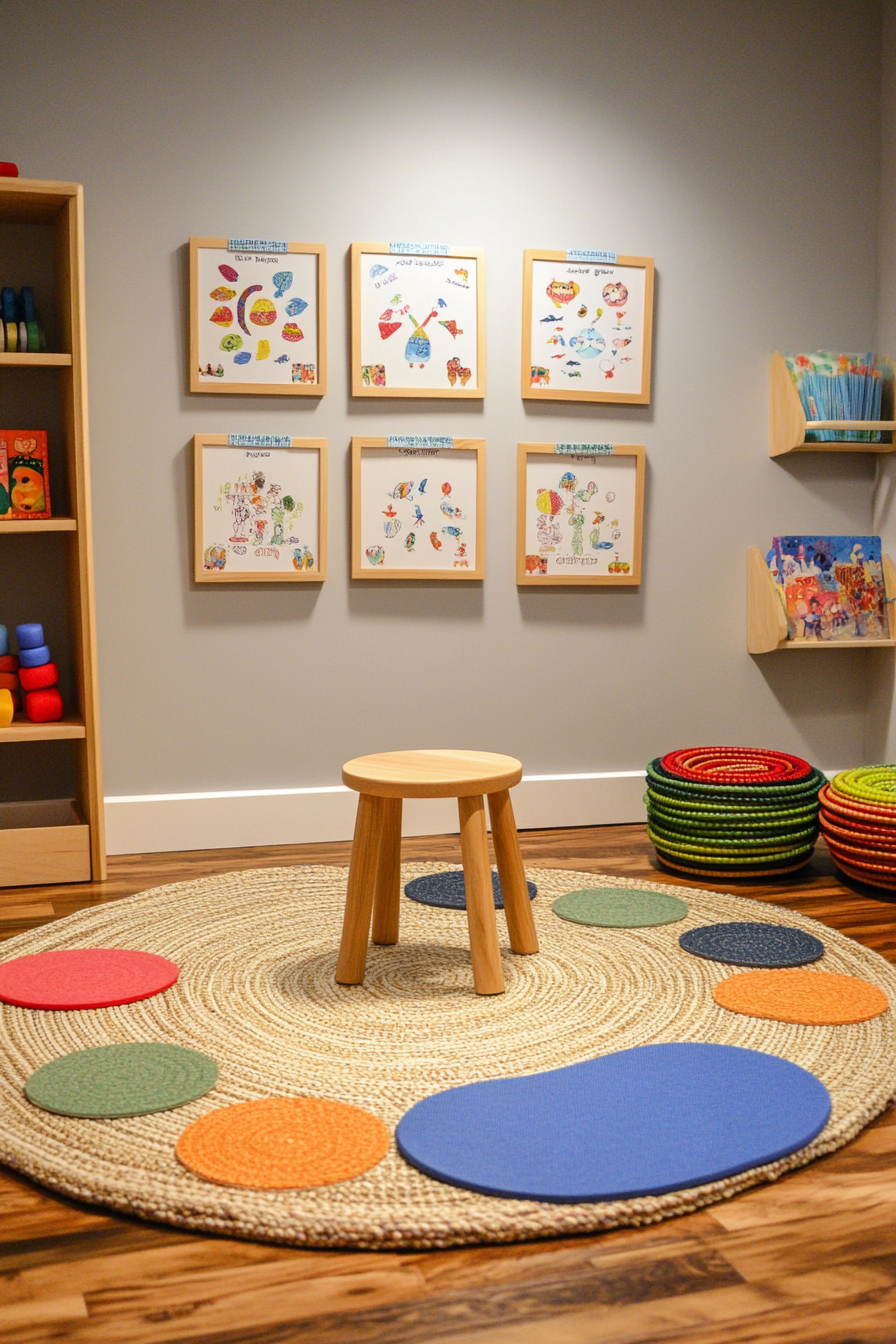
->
[0,862,894,1250]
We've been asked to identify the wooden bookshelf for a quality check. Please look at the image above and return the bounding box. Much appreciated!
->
[769,352,896,456]
[0,177,105,885]
[747,547,896,653]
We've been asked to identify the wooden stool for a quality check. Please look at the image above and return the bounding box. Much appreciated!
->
[335,750,539,995]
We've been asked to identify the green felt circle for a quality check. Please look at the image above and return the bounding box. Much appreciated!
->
[25,1042,219,1119]
[551,888,688,928]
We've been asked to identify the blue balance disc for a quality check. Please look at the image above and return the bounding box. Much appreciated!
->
[679,922,824,968]
[396,1042,830,1203]
[404,869,537,911]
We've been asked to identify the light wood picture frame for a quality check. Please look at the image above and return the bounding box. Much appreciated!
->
[521,250,654,404]
[351,243,486,398]
[193,434,327,583]
[189,238,327,395]
[517,442,645,586]
[352,436,485,579]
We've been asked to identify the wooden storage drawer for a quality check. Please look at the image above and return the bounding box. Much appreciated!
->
[0,799,90,886]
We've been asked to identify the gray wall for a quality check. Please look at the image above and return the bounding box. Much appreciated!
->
[4,0,886,795]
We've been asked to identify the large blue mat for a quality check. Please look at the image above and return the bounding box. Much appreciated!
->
[396,1042,830,1202]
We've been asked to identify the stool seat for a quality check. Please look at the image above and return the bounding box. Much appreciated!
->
[342,749,523,799]
[336,748,538,995]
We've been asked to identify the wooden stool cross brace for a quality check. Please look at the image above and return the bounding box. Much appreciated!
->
[335,750,539,995]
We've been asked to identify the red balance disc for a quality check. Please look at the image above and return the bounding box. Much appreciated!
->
[0,948,179,1010]
[660,747,812,785]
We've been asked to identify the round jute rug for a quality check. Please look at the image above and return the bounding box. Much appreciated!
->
[0,862,894,1250]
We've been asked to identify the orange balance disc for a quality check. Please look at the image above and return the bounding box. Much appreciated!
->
[713,969,889,1025]
[175,1097,391,1189]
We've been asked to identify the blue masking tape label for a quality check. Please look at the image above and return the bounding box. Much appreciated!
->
[387,435,453,449]
[228,239,288,252]
[228,434,292,448]
[389,242,450,255]
[566,249,617,264]
[555,443,614,454]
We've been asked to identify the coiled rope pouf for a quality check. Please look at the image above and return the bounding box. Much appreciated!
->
[646,748,824,878]
[820,766,896,889]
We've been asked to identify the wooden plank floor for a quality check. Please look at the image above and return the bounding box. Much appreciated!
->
[1,826,896,1344]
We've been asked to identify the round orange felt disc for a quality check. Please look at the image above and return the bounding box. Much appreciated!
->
[175,1097,391,1189]
[713,970,889,1025]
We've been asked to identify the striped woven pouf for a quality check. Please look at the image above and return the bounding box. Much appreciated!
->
[820,766,896,889]
[646,747,824,878]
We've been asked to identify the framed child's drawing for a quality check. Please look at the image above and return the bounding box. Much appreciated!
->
[351,243,485,398]
[521,250,654,404]
[352,436,485,579]
[189,238,326,395]
[517,443,645,586]
[193,434,327,583]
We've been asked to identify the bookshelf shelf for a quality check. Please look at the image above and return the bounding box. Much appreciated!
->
[769,353,896,456]
[0,176,105,886]
[747,547,896,653]
[2,714,87,742]
[0,517,77,533]
[0,352,72,366]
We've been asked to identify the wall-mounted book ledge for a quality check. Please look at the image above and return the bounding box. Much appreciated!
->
[747,546,896,653]
[769,352,896,457]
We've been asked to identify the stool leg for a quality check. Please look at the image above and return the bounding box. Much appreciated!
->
[372,797,403,945]
[458,793,505,995]
[336,792,384,985]
[488,788,539,955]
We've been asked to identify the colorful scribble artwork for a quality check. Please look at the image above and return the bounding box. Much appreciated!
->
[355,248,480,393]
[526,257,652,400]
[522,451,639,579]
[194,242,320,388]
[357,445,479,573]
[198,444,320,578]
[766,536,888,642]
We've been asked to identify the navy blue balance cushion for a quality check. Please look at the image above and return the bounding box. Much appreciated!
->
[679,922,824,968]
[404,869,537,910]
[396,1042,830,1203]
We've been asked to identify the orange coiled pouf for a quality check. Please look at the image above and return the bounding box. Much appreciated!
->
[820,767,896,889]
[646,747,824,878]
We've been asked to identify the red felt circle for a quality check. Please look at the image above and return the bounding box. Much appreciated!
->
[660,747,812,785]
[0,949,179,1010]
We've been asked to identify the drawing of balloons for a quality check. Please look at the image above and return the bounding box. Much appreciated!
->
[285,297,308,318]
[282,323,304,341]
[536,488,563,516]
[605,491,616,502]
[237,285,262,334]
[209,286,236,302]
[220,333,243,352]
[219,264,239,282]
[568,327,606,359]
[257,339,270,360]
[272,271,293,299]
[234,350,252,364]
[210,306,233,327]
[602,281,628,306]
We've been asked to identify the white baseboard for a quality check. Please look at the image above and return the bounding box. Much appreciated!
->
[103,772,649,856]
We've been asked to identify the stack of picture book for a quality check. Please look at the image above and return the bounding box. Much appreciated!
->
[783,352,893,441]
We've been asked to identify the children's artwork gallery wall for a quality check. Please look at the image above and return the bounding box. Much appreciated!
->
[3,0,896,855]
